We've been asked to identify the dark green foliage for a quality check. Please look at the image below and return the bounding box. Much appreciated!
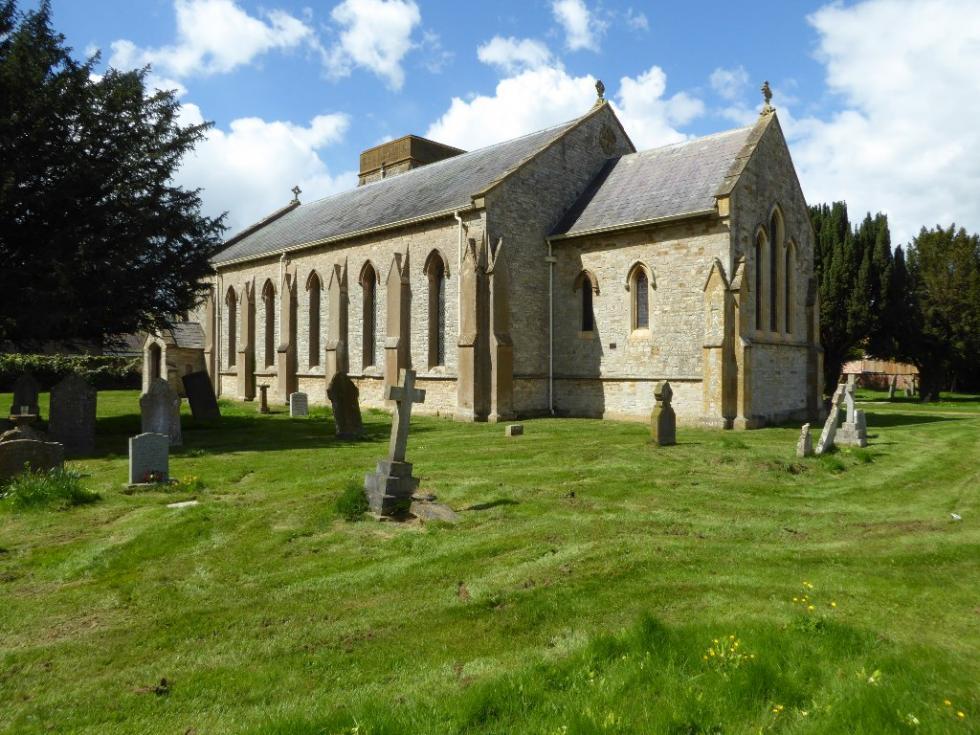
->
[905,225,980,399]
[335,478,369,521]
[0,1,225,346]
[0,352,139,389]
[0,466,99,509]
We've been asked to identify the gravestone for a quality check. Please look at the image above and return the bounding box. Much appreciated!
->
[49,374,97,456]
[327,372,363,439]
[258,384,270,414]
[9,373,40,417]
[815,383,846,454]
[182,371,221,421]
[364,369,425,516]
[128,432,169,485]
[0,439,64,482]
[796,423,814,457]
[887,375,897,399]
[140,378,182,447]
[837,376,867,447]
[650,381,676,446]
[505,424,524,437]
[289,392,309,417]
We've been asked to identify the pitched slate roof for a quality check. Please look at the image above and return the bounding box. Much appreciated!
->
[551,123,757,239]
[213,119,579,265]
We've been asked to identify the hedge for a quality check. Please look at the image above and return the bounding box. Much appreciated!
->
[0,354,141,391]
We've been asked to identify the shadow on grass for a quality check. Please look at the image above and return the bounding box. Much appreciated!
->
[465,498,520,511]
[865,413,961,428]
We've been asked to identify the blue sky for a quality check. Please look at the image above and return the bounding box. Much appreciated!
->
[34,0,980,243]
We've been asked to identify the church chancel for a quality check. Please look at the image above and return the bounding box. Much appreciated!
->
[172,83,823,428]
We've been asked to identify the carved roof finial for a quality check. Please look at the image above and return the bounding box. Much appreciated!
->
[291,185,302,203]
[760,80,775,115]
[595,79,605,104]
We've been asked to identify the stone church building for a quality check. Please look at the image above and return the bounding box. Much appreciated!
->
[165,89,823,428]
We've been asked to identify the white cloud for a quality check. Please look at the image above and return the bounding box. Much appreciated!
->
[176,105,356,232]
[425,64,703,152]
[625,8,649,31]
[788,0,980,244]
[323,0,421,90]
[551,0,606,52]
[477,36,554,75]
[709,65,750,101]
[108,0,312,79]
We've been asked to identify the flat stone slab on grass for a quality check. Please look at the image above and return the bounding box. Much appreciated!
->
[167,500,200,509]
[409,500,460,524]
[505,424,524,436]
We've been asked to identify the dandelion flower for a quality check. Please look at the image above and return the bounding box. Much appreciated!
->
[831,601,837,608]
[957,712,966,719]
[944,700,952,707]
[793,597,799,602]
[808,605,815,611]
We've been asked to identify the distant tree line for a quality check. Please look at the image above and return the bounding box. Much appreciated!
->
[811,203,980,400]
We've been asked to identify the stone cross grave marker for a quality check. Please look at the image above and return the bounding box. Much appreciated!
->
[258,384,270,414]
[128,432,169,485]
[796,423,814,457]
[9,373,40,417]
[289,392,309,417]
[0,439,64,482]
[837,376,868,447]
[364,369,426,515]
[140,378,182,447]
[815,382,846,454]
[327,372,363,439]
[182,371,221,421]
[650,380,676,446]
[49,373,97,456]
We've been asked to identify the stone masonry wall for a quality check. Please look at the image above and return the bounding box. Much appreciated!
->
[486,103,635,415]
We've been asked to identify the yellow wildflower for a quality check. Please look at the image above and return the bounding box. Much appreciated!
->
[808,605,815,611]
[957,712,966,719]
[944,700,952,707]
[831,601,837,608]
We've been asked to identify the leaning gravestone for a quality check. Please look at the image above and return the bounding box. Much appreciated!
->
[9,373,40,417]
[327,372,363,439]
[49,373,97,457]
[0,439,64,482]
[796,423,814,457]
[364,369,425,516]
[815,382,846,454]
[128,432,169,485]
[650,381,676,446]
[182,371,221,421]
[140,378,182,447]
[289,392,309,417]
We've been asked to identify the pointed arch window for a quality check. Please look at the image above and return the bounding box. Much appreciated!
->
[361,263,377,368]
[262,280,276,368]
[573,271,597,333]
[755,230,766,332]
[769,208,784,332]
[307,272,322,368]
[424,251,447,368]
[627,263,652,332]
[225,287,237,367]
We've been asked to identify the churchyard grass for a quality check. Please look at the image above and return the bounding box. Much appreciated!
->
[0,391,977,734]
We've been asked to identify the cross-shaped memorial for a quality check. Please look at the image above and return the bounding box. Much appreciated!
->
[364,369,426,516]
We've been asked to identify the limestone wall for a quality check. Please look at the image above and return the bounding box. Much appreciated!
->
[486,103,635,415]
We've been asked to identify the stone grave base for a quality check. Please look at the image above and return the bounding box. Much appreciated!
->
[124,479,177,492]
[836,422,867,448]
[364,459,419,515]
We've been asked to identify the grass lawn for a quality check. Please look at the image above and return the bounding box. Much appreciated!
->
[0,390,978,734]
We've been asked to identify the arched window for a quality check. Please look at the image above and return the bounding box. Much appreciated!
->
[262,280,276,368]
[424,252,447,367]
[627,263,651,331]
[573,272,596,332]
[307,272,321,368]
[361,263,377,368]
[785,241,795,335]
[225,287,237,367]
[754,230,766,332]
[769,208,784,332]
[148,343,162,381]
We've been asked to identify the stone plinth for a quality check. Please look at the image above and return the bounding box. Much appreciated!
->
[364,459,419,515]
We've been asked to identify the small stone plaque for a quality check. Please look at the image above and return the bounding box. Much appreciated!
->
[505,424,524,437]
[289,392,309,417]
[182,371,220,421]
[128,432,169,485]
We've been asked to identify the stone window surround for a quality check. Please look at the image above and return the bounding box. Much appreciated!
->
[624,261,654,335]
[753,203,800,341]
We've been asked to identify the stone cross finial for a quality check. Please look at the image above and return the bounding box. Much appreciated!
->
[385,369,426,462]
[291,185,301,203]
[760,80,774,114]
[595,79,605,102]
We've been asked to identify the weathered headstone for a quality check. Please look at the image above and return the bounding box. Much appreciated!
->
[815,383,846,455]
[505,424,524,437]
[182,371,221,421]
[289,392,309,417]
[796,423,814,457]
[887,375,897,399]
[364,369,425,516]
[128,432,169,485]
[0,439,64,482]
[837,377,868,447]
[258,384,270,414]
[140,378,182,447]
[49,374,97,456]
[650,381,676,446]
[9,373,40,417]
[327,372,363,439]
